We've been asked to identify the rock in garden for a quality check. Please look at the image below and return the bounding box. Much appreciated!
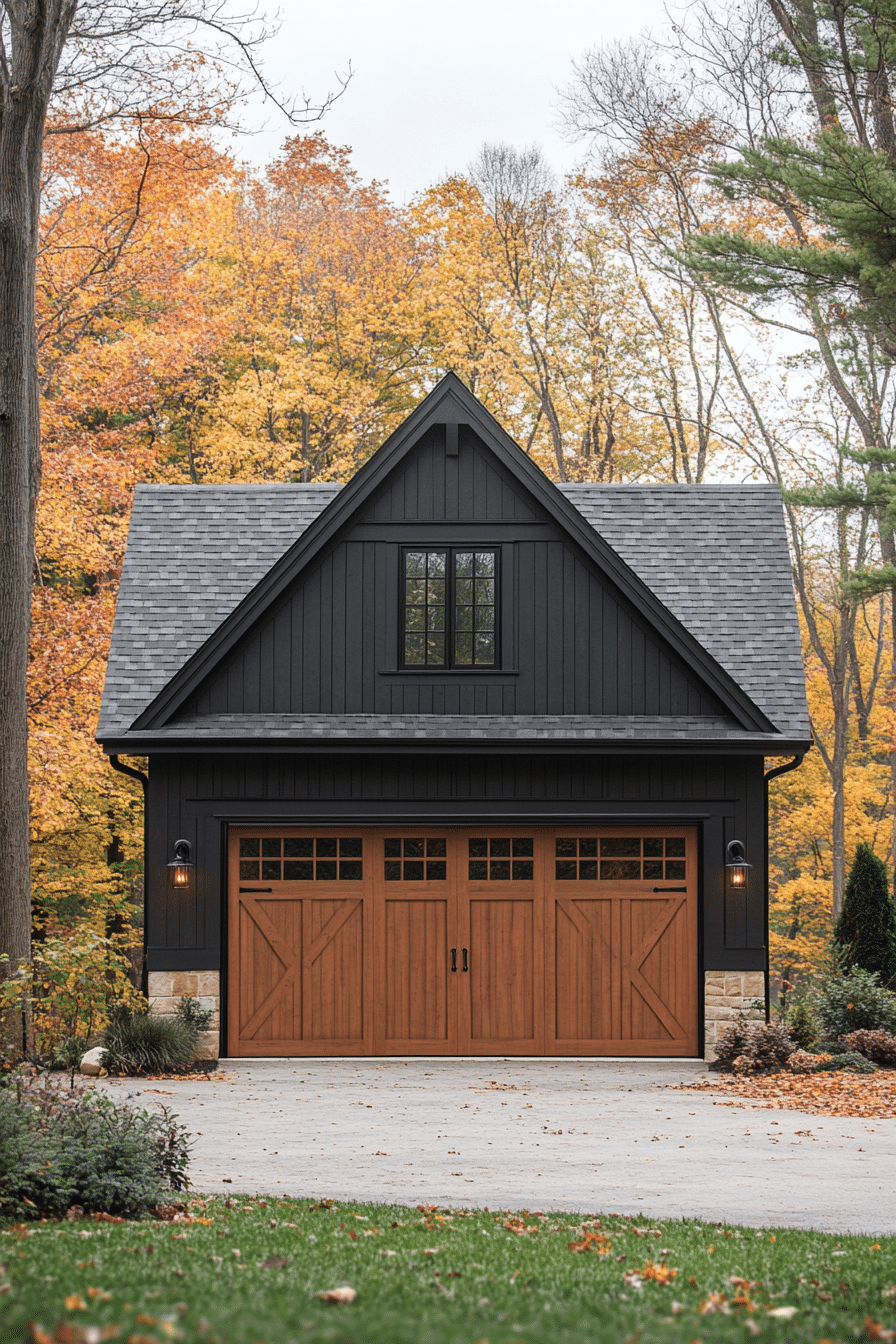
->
[79,1046,105,1076]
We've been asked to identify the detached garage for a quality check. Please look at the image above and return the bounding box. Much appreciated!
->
[97,374,810,1061]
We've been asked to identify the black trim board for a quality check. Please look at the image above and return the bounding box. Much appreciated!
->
[131,375,776,737]
[103,735,811,757]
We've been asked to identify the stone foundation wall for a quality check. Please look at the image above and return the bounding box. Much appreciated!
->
[704,970,766,1059]
[147,970,220,1061]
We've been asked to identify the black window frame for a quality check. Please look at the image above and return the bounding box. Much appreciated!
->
[400,546,501,670]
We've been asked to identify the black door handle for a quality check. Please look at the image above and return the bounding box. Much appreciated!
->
[451,948,457,972]
[462,948,468,972]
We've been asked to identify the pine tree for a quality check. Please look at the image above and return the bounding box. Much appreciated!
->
[835,843,896,987]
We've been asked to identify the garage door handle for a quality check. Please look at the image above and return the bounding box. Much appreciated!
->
[240,887,273,893]
[451,948,457,972]
[653,886,687,892]
[462,948,468,972]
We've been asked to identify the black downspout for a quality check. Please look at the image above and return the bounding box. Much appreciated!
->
[763,754,806,1019]
[109,755,149,995]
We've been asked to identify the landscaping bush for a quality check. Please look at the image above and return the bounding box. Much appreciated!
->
[813,964,896,1038]
[0,1072,191,1219]
[101,1001,198,1075]
[175,995,214,1032]
[788,999,818,1050]
[710,1020,795,1073]
[812,1050,877,1074]
[835,843,896,986]
[842,1028,896,1065]
[786,1048,818,1074]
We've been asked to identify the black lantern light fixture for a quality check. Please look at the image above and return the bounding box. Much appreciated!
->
[167,838,194,888]
[725,839,751,888]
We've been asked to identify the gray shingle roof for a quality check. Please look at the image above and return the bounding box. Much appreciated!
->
[559,484,808,740]
[133,712,781,743]
[97,481,809,746]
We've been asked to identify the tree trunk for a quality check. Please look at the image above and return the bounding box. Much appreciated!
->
[0,2,74,1024]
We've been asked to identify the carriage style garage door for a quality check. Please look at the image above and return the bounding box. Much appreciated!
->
[227,826,699,1058]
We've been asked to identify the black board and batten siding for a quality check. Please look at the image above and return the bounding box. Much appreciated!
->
[183,427,724,721]
[145,750,767,974]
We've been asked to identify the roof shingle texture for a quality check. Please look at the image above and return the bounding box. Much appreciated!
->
[97,481,809,743]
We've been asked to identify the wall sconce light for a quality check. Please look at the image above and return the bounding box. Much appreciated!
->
[167,838,193,888]
[725,839,751,888]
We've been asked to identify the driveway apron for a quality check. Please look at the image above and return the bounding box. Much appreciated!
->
[100,1058,895,1235]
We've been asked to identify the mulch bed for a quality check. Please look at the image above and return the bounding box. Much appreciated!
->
[677,1071,896,1118]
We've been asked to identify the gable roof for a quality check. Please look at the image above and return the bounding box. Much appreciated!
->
[97,376,811,752]
[97,478,809,754]
[122,375,777,739]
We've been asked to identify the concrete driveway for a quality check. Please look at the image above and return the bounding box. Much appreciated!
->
[100,1058,896,1235]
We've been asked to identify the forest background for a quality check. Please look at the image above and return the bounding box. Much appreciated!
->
[28,0,896,1040]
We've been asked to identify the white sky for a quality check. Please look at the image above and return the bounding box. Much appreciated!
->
[237,0,669,201]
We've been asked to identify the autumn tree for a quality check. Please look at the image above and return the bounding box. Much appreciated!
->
[562,3,896,925]
[0,0,345,1010]
[193,134,429,484]
[414,152,657,482]
[30,124,238,997]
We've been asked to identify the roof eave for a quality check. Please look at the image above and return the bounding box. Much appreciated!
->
[99,732,813,758]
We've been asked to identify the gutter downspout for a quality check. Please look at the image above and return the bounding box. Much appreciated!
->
[763,754,806,1019]
[109,755,149,996]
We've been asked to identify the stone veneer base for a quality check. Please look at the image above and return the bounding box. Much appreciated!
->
[147,970,220,1061]
[704,970,766,1059]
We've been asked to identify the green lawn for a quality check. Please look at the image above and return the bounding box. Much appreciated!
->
[2,1197,894,1344]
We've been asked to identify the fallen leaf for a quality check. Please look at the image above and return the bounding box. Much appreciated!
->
[64,1297,87,1312]
[766,1306,798,1319]
[641,1260,677,1284]
[86,1289,112,1301]
[262,1257,288,1269]
[28,1326,121,1344]
[568,1231,612,1255]
[700,1292,731,1315]
[315,1286,357,1304]
[865,1321,896,1342]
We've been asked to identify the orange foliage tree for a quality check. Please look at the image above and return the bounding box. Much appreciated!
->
[29,124,238,1040]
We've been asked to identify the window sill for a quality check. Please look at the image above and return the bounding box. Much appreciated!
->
[378,668,520,677]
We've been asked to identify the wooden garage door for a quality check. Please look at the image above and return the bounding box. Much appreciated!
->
[227,826,697,1057]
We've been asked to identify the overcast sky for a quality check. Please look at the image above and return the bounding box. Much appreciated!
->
[238,0,669,201]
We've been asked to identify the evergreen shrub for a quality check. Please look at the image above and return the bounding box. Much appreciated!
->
[813,964,896,1038]
[0,1073,191,1219]
[812,1050,877,1074]
[788,1000,818,1050]
[835,843,896,985]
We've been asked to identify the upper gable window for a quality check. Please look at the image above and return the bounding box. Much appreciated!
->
[403,548,498,668]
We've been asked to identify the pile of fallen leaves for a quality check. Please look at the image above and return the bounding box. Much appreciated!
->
[680,1070,896,1117]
